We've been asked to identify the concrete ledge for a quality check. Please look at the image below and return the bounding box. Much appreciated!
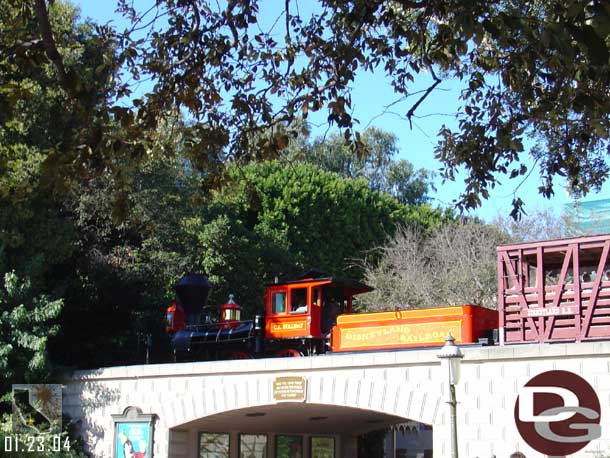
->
[67,341,610,382]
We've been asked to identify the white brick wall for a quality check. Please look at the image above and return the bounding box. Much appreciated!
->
[62,341,610,458]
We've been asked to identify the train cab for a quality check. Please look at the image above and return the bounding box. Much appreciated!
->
[264,270,372,355]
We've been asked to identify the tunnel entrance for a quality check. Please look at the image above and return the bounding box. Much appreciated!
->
[170,403,432,458]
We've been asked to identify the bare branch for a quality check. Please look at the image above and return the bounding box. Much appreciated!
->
[364,89,453,129]
[405,66,441,129]
[362,222,505,310]
[285,0,291,42]
[127,3,160,34]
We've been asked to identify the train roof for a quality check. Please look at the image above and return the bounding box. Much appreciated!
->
[497,233,610,268]
[497,233,610,252]
[266,269,373,295]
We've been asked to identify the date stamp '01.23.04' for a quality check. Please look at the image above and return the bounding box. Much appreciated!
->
[4,384,71,454]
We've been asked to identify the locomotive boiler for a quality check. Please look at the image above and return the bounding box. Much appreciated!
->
[165,273,262,360]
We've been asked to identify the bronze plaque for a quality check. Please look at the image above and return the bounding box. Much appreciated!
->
[273,376,307,402]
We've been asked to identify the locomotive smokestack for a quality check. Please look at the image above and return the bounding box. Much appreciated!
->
[175,273,213,325]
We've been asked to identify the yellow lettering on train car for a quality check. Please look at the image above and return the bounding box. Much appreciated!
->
[272,322,306,331]
[338,321,462,350]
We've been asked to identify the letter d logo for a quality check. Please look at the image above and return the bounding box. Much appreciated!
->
[514,370,601,456]
[518,386,579,422]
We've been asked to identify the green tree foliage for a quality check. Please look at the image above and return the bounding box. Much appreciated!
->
[0,271,62,396]
[48,152,201,368]
[2,0,203,370]
[192,161,449,314]
[0,1,141,368]
[1,2,455,370]
[283,126,434,205]
[0,4,126,353]
[361,221,508,310]
[1,1,119,198]
[5,1,608,216]
[112,0,608,215]
[0,2,91,274]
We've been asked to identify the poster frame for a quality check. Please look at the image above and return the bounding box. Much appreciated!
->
[111,406,157,458]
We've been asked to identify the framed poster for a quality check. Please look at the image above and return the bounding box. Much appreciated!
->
[112,407,156,458]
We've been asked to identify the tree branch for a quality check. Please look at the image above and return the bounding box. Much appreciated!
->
[34,0,73,96]
[285,0,291,42]
[171,1,200,68]
[406,66,441,129]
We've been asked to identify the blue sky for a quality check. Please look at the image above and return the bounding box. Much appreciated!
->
[74,0,609,222]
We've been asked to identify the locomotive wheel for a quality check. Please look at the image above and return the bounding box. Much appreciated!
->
[226,351,253,360]
[276,348,303,357]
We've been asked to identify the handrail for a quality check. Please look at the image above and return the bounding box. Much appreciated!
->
[185,319,255,332]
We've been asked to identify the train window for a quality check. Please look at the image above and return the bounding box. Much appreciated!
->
[312,287,321,307]
[310,436,335,458]
[239,433,267,458]
[290,288,307,313]
[199,432,230,458]
[272,292,286,314]
[275,435,303,458]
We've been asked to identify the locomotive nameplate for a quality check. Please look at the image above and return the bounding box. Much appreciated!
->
[273,376,307,402]
[271,322,306,331]
[336,321,462,350]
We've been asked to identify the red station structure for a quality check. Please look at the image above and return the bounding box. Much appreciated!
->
[498,234,610,344]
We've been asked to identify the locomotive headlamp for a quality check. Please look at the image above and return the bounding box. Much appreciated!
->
[437,333,463,458]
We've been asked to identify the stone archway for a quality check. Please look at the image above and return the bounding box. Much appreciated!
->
[165,374,441,457]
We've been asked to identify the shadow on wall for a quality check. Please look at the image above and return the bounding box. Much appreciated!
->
[62,370,121,455]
